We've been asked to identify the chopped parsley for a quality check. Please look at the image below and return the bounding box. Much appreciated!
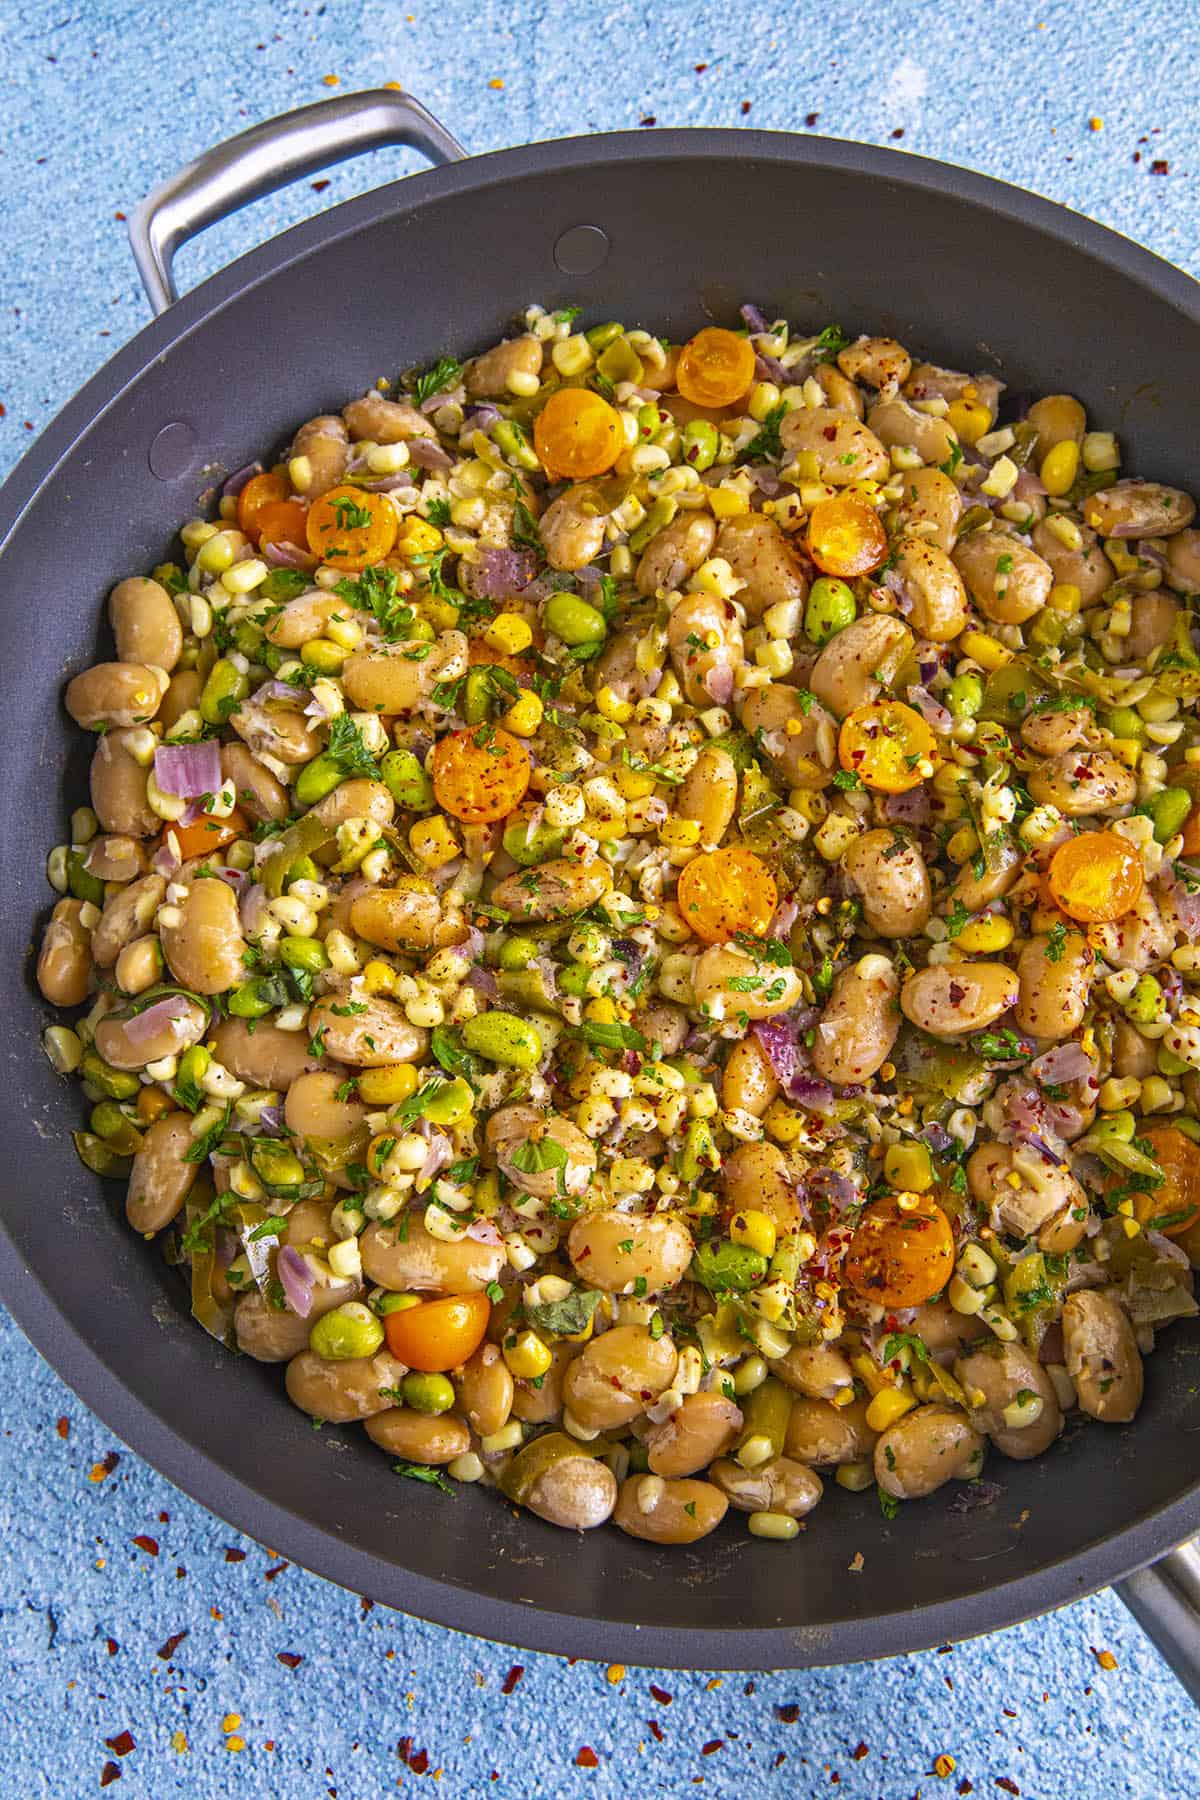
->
[392,1460,455,1494]
[325,712,380,777]
[335,564,414,641]
[411,357,464,406]
[737,400,787,464]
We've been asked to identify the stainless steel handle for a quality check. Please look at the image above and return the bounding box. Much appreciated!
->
[129,89,467,315]
[1115,1541,1200,1703]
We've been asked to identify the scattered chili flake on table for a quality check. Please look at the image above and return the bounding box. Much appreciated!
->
[1091,1647,1119,1670]
[104,1733,135,1758]
[99,1762,121,1787]
[775,1703,800,1724]
[224,1547,246,1563]
[852,1743,869,1761]
[740,100,751,115]
[56,1416,69,1439]
[104,1638,119,1657]
[805,111,819,126]
[575,1747,599,1768]
[499,1665,524,1695]
[264,1560,290,1582]
[131,1535,159,1557]
[848,1551,865,1573]
[171,1730,189,1754]
[1151,159,1169,174]
[322,73,339,86]
[701,1740,724,1755]
[958,1781,974,1796]
[648,1721,665,1743]
[277,1652,303,1669]
[891,127,905,139]
[488,78,505,90]
[89,1451,120,1482]
[995,1780,1020,1796]
[650,1685,673,1705]
[157,1630,188,1660]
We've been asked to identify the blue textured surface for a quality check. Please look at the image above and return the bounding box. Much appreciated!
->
[2,1,1200,1793]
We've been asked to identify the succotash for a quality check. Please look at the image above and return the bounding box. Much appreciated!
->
[38,300,1200,1548]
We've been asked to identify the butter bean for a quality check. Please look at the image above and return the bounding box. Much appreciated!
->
[613,1475,727,1544]
[867,396,957,467]
[692,945,804,1021]
[1014,931,1092,1039]
[90,729,161,838]
[967,1140,1087,1246]
[160,876,247,995]
[360,1216,504,1296]
[677,745,739,845]
[92,874,166,968]
[491,856,612,921]
[721,1034,780,1117]
[739,682,837,789]
[109,577,183,671]
[343,392,437,443]
[955,1340,1062,1460]
[892,536,968,641]
[841,828,931,937]
[709,1455,823,1518]
[285,1348,407,1421]
[901,961,1018,1038]
[539,485,608,571]
[37,898,93,1007]
[808,613,913,717]
[954,531,1053,625]
[811,956,900,1085]
[892,465,960,552]
[837,335,912,392]
[93,997,207,1071]
[567,1209,693,1294]
[210,1015,328,1088]
[486,1105,596,1199]
[562,1325,678,1432]
[1031,519,1114,605]
[781,407,889,484]
[645,1392,744,1478]
[464,335,542,400]
[772,1343,855,1403]
[715,514,809,617]
[454,1343,514,1438]
[126,1112,199,1234]
[1083,479,1195,539]
[1062,1290,1144,1422]
[285,1070,369,1142]
[307,993,426,1067]
[1026,752,1136,817]
[668,591,744,709]
[874,1405,985,1499]
[721,1140,802,1232]
[364,1408,471,1463]
[65,661,166,731]
[785,1395,877,1466]
[636,512,717,597]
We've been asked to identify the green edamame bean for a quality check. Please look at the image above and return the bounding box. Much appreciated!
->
[73,1130,132,1179]
[461,1011,543,1069]
[804,577,857,646]
[228,978,278,1019]
[596,336,643,385]
[947,673,985,719]
[628,496,679,555]
[493,419,540,471]
[406,616,437,644]
[300,638,348,674]
[370,1290,422,1317]
[293,753,347,808]
[1028,610,1065,649]
[258,569,311,604]
[279,935,329,976]
[463,666,498,726]
[497,935,538,972]
[557,962,592,998]
[89,1101,143,1155]
[310,1302,384,1362]
[380,748,435,811]
[1103,706,1146,742]
[636,402,668,442]
[1158,1045,1191,1077]
[66,849,105,907]
[249,1140,307,1190]
[285,854,321,888]
[585,321,624,352]
[691,1238,768,1294]
[677,1117,716,1182]
[501,814,564,867]
[231,620,266,659]
[401,1371,456,1415]
[1125,974,1162,1024]
[1147,785,1193,844]
[199,658,250,726]
[419,1076,474,1126]
[544,591,607,648]
[80,1049,141,1101]
[682,419,720,472]
[175,1044,211,1103]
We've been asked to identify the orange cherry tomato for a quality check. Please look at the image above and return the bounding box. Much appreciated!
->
[806,495,889,578]
[675,328,757,409]
[1047,830,1144,924]
[842,1193,956,1309]
[253,497,310,550]
[166,807,248,861]
[676,846,777,945]
[431,725,531,824]
[237,471,291,538]
[305,484,398,570]
[1181,805,1200,857]
[838,701,939,794]
[533,388,623,480]
[383,1293,491,1372]
[1128,1126,1200,1238]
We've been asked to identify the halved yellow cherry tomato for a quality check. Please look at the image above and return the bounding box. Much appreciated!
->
[838,701,939,794]
[305,484,398,570]
[842,1193,956,1308]
[431,725,531,824]
[533,388,623,479]
[675,846,777,944]
[1048,829,1144,924]
[254,497,310,550]
[806,495,888,578]
[1130,1126,1200,1238]
[237,470,290,539]
[675,328,757,409]
[166,808,248,861]
[383,1293,491,1372]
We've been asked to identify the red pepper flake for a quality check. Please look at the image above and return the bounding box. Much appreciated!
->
[131,1535,159,1557]
[398,1737,430,1773]
[501,1665,524,1695]
[360,1596,375,1616]
[89,1451,121,1483]
[104,1733,135,1757]
[225,1548,245,1563]
[575,1747,599,1768]
[775,1703,800,1724]
[1151,160,1169,175]
[639,116,656,128]
[113,211,126,222]
[649,1685,673,1705]
[156,1630,188,1661]
[104,1638,119,1657]
[100,1763,121,1787]
[277,1652,303,1669]
[995,1781,1020,1796]
[694,62,708,72]
[264,1561,290,1582]
[1091,1647,1118,1671]
[312,179,331,192]
[891,127,905,139]
[56,1417,70,1440]
[959,1782,975,1796]
[805,112,819,126]
[648,1721,665,1743]
[852,1743,869,1760]
[701,1740,724,1755]
[740,100,751,115]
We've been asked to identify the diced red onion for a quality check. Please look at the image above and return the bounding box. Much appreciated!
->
[881,787,931,825]
[257,1103,285,1135]
[153,740,223,799]
[1029,1041,1096,1087]
[741,303,771,334]
[152,839,182,879]
[881,566,914,614]
[789,1073,835,1113]
[215,1227,239,1268]
[754,352,790,387]
[753,1017,799,1088]
[407,437,455,472]
[922,1122,954,1154]
[802,1168,859,1211]
[905,685,953,734]
[252,679,307,707]
[463,403,502,428]
[745,463,784,497]
[464,547,538,602]
[769,899,799,941]
[467,965,500,1002]
[417,1134,454,1192]
[214,866,246,893]
[363,473,421,495]
[276,1246,315,1319]
[239,882,269,936]
[1161,872,1200,941]
[466,1217,503,1246]
[702,662,734,706]
[1036,1322,1065,1365]
[124,995,194,1046]
[263,540,317,570]
[222,461,264,499]
[531,956,560,1002]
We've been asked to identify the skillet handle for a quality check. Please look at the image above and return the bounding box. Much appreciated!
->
[1115,1541,1200,1704]
[128,89,467,315]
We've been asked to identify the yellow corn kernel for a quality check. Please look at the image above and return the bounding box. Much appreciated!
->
[356,1063,419,1105]
[883,1141,934,1193]
[708,484,751,520]
[1108,737,1142,770]
[729,1208,777,1259]
[1040,439,1080,497]
[849,1352,892,1399]
[946,824,979,865]
[959,631,1012,671]
[585,997,619,1025]
[484,612,533,656]
[361,959,398,996]
[588,814,626,842]
[595,684,634,724]
[1106,540,1141,577]
[955,914,1015,954]
[1048,581,1082,614]
[409,814,460,869]
[504,690,544,737]
[660,817,702,848]
[615,764,658,800]
[762,1100,804,1145]
[398,518,443,556]
[503,1330,553,1380]
[864,1386,917,1433]
[946,399,991,445]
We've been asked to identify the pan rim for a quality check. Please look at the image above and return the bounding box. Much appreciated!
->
[3,125,1199,1667]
